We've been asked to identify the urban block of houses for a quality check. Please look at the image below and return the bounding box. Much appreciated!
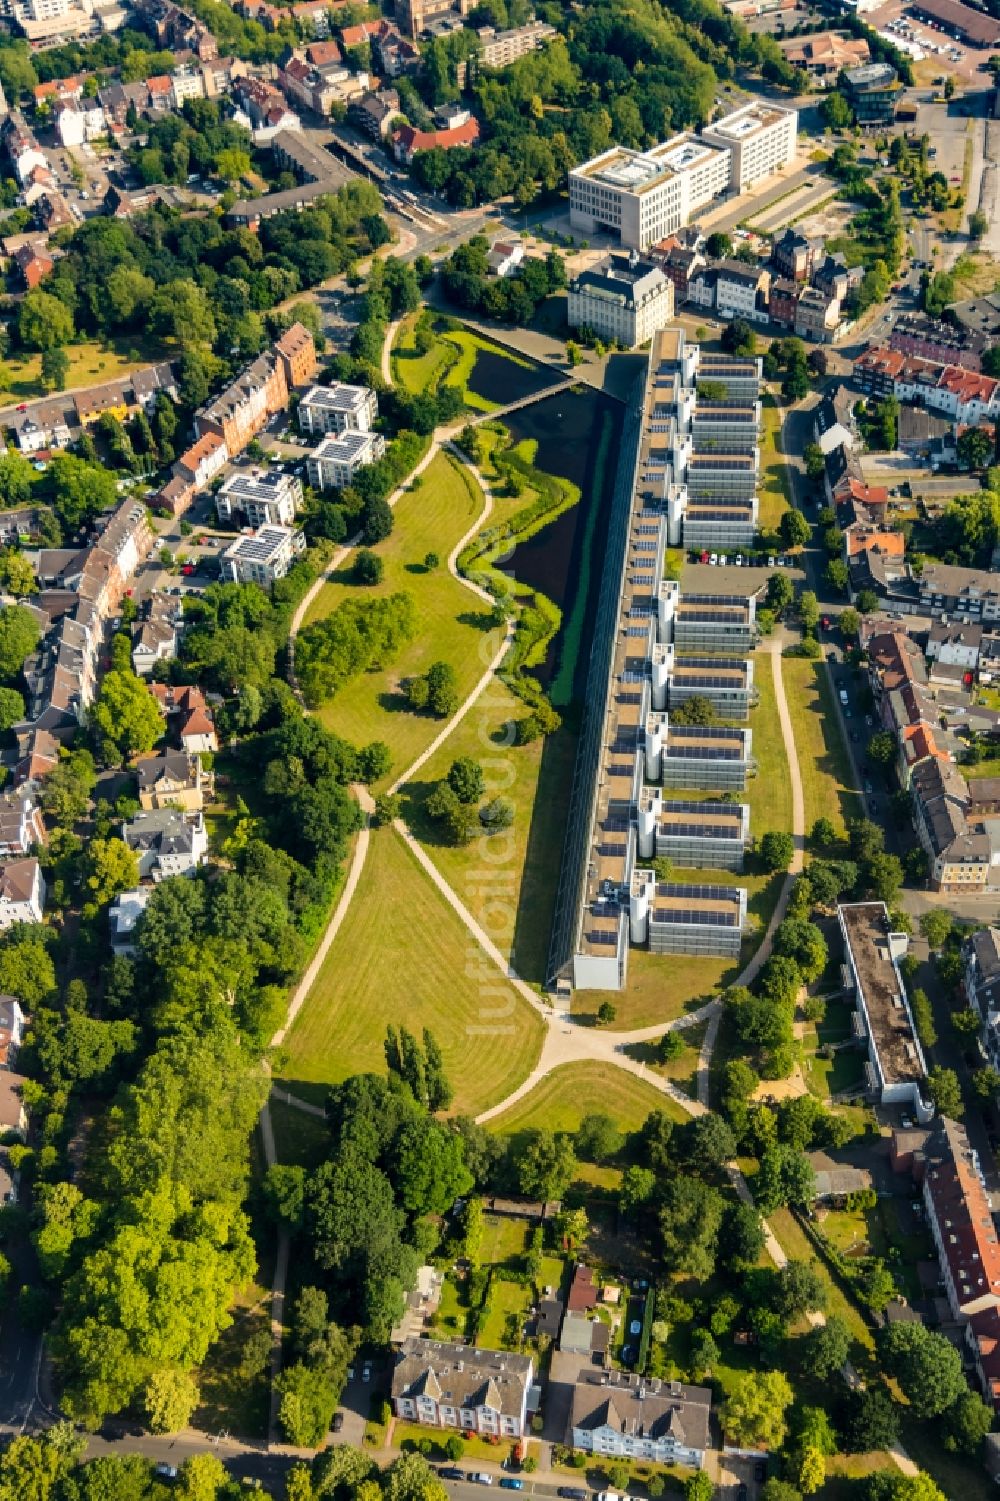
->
[838,901,933,1119]
[122,808,208,880]
[226,129,359,230]
[307,429,387,490]
[135,749,210,812]
[297,382,378,436]
[854,346,1000,427]
[395,0,471,40]
[216,467,304,527]
[391,1339,534,1436]
[567,252,675,349]
[569,1369,711,1470]
[888,313,987,373]
[349,88,402,141]
[910,756,996,891]
[0,857,45,929]
[221,523,307,586]
[3,364,177,455]
[689,258,771,327]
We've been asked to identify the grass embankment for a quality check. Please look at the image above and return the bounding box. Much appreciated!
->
[574,648,792,1030]
[401,674,575,980]
[391,318,535,413]
[303,450,494,781]
[782,657,862,836]
[0,336,170,403]
[280,826,546,1118]
[758,396,792,534]
[490,1062,686,1136]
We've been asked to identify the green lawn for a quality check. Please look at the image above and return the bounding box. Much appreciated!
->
[766,1207,873,1352]
[758,397,792,533]
[268,1096,330,1171]
[960,754,1000,782]
[574,649,791,1029]
[303,451,498,782]
[477,1276,534,1350]
[0,335,170,402]
[489,1062,688,1136]
[391,319,535,412]
[280,825,546,1117]
[402,675,575,982]
[782,656,862,837]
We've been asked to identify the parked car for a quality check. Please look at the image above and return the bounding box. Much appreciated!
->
[439,1469,466,1481]
[154,1465,179,1481]
[471,1475,494,1487]
[499,1481,524,1490]
[559,1490,588,1499]
[332,1413,344,1433]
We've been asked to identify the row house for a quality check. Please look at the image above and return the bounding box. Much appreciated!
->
[33,74,86,108]
[889,312,987,373]
[0,792,45,857]
[963,926,1000,1073]
[687,259,771,325]
[569,1371,710,1470]
[653,241,705,303]
[813,385,857,456]
[193,322,316,456]
[1,112,47,188]
[794,284,841,344]
[131,592,182,676]
[854,346,1000,427]
[768,276,798,328]
[911,757,993,892]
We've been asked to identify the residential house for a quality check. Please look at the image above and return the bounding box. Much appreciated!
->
[911,757,992,892]
[569,1370,711,1469]
[0,997,25,1068]
[963,925,1000,1073]
[777,29,869,83]
[653,240,705,302]
[174,431,229,489]
[109,885,152,956]
[297,382,377,436]
[307,429,387,490]
[559,1312,610,1362]
[457,19,556,84]
[349,88,401,141]
[813,385,857,454]
[486,239,524,278]
[216,467,304,526]
[391,116,479,163]
[771,225,821,281]
[0,792,45,856]
[391,1339,533,1436]
[6,400,70,454]
[53,98,107,146]
[231,75,300,141]
[135,749,209,812]
[131,592,182,676]
[812,253,856,302]
[768,277,799,328]
[794,284,841,343]
[0,857,45,928]
[220,524,306,586]
[123,808,208,879]
[150,683,219,753]
[12,242,53,288]
[567,1262,598,1312]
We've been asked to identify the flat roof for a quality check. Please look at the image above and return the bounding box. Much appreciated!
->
[841,902,925,1086]
[573,134,727,195]
[649,881,744,922]
[669,657,751,684]
[658,800,745,834]
[706,101,794,140]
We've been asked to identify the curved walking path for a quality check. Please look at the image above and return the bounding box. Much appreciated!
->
[381,318,401,386]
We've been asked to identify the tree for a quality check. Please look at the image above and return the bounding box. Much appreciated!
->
[705,232,733,259]
[941,1388,993,1454]
[354,549,384,585]
[958,427,993,472]
[781,509,810,549]
[755,1144,816,1212]
[447,757,485,804]
[0,927,56,1006]
[89,671,165,765]
[40,347,70,393]
[927,1065,963,1118]
[820,90,852,129]
[920,910,953,949]
[839,607,860,638]
[597,1000,617,1025]
[0,604,39,682]
[722,319,756,357]
[0,687,25,732]
[361,496,393,544]
[843,1387,899,1451]
[518,1130,577,1199]
[575,1113,623,1164]
[775,1259,827,1320]
[767,571,794,615]
[774,919,828,983]
[879,1322,967,1418]
[681,1112,736,1174]
[723,1370,794,1450]
[685,1475,714,1501]
[84,838,140,907]
[800,1314,850,1381]
[18,289,74,351]
[144,1368,200,1434]
[759,830,794,872]
[426,661,458,718]
[798,590,820,633]
[659,1176,725,1279]
[868,730,896,766]
[669,694,717,725]
[277,1361,337,1447]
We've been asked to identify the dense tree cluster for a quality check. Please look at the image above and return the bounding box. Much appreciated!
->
[296,592,417,707]
[441,236,566,322]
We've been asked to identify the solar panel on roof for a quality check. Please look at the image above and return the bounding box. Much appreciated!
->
[661,822,739,839]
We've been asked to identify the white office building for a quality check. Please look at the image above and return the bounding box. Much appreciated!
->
[567,253,674,348]
[221,524,307,585]
[569,135,731,250]
[298,382,378,436]
[307,429,387,491]
[702,101,798,192]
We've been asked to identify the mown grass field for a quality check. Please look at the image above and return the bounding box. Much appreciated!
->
[490,1062,688,1136]
[303,450,497,782]
[0,336,170,403]
[281,826,546,1117]
[401,673,575,982]
[758,397,792,533]
[782,656,862,836]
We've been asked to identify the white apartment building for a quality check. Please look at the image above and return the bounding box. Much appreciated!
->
[54,100,107,146]
[307,429,387,491]
[569,135,731,250]
[298,382,378,436]
[702,101,798,191]
[392,1340,533,1438]
[221,524,307,585]
[216,467,303,527]
[567,253,674,348]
